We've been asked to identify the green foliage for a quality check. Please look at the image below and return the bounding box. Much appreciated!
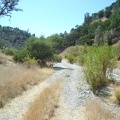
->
[113,43,120,60]
[104,8,112,18]
[52,54,62,62]
[0,39,4,48]
[26,37,53,67]
[24,56,37,68]
[0,0,22,17]
[12,36,54,67]
[103,31,112,44]
[26,37,53,66]
[13,48,28,63]
[46,34,64,53]
[66,54,76,64]
[2,48,15,56]
[94,25,103,45]
[110,11,120,29]
[98,10,104,18]
[77,46,87,65]
[83,44,115,93]
[63,45,86,65]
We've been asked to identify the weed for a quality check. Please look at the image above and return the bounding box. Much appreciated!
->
[83,44,115,93]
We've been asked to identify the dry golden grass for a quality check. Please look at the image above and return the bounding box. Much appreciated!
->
[0,52,13,60]
[22,82,61,120]
[114,61,120,68]
[0,52,13,65]
[0,53,54,107]
[84,99,120,120]
[91,17,108,24]
[112,40,120,47]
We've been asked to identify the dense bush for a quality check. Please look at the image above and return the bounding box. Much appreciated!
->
[113,43,120,60]
[77,46,87,65]
[83,44,115,93]
[24,56,37,68]
[26,37,53,66]
[2,48,15,56]
[63,45,86,65]
[66,54,76,64]
[13,48,28,63]
[52,54,62,62]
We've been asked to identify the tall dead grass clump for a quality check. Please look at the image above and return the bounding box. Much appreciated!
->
[84,99,120,120]
[0,65,53,108]
[23,82,61,120]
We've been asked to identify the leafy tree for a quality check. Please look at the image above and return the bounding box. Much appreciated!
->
[46,34,64,53]
[94,25,103,45]
[88,21,100,38]
[102,19,111,30]
[84,13,92,24]
[98,10,104,18]
[26,37,53,66]
[116,0,120,9]
[110,11,120,29]
[103,31,112,44]
[0,0,22,17]
[104,8,112,18]
[13,47,28,63]
[92,13,98,21]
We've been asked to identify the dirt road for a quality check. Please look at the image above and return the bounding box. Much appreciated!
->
[0,60,120,120]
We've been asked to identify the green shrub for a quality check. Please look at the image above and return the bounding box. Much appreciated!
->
[53,54,62,62]
[114,43,120,60]
[2,48,15,56]
[66,54,76,64]
[13,48,28,63]
[24,56,37,68]
[77,46,87,65]
[83,44,115,93]
[26,37,53,66]
[115,89,120,105]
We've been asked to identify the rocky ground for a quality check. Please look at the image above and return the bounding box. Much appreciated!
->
[0,60,120,120]
[52,60,120,119]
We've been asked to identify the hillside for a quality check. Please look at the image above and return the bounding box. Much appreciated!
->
[39,0,120,53]
[0,25,32,49]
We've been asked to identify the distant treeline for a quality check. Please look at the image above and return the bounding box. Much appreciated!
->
[1,0,120,52]
[0,26,33,48]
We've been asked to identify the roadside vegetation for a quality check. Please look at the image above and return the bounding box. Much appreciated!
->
[0,52,53,108]
[83,44,115,93]
[64,43,120,101]
[2,37,62,68]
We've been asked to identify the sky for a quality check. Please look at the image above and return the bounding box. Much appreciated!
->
[0,0,116,37]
